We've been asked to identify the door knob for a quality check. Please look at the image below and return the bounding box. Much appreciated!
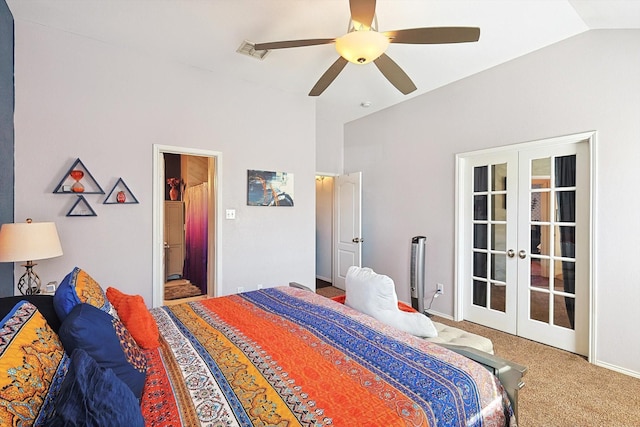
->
[507,249,515,258]
[518,250,527,259]
[352,237,364,243]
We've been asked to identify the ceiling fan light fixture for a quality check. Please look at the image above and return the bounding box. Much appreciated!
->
[335,30,389,64]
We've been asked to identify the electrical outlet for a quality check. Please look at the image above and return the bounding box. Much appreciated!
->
[257,284,263,290]
[436,283,444,295]
[237,286,245,293]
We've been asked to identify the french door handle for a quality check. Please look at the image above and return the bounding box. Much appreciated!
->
[507,249,515,258]
[518,249,527,259]
[352,237,364,243]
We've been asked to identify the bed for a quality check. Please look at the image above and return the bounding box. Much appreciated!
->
[0,267,518,427]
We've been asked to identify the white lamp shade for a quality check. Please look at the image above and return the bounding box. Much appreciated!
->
[335,30,390,64]
[0,221,63,262]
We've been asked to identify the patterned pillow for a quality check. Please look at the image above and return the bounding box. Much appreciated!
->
[53,267,117,322]
[57,303,147,399]
[0,301,68,426]
[106,287,160,349]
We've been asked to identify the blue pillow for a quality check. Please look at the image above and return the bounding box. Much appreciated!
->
[53,267,117,322]
[58,303,147,399]
[45,348,144,427]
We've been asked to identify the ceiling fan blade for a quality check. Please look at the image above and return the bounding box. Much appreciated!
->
[373,53,417,95]
[350,0,376,28]
[253,38,335,51]
[384,27,480,44]
[309,57,349,96]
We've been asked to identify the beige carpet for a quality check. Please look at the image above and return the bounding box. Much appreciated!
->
[316,286,640,427]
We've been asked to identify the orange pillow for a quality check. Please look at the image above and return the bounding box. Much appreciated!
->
[106,287,160,349]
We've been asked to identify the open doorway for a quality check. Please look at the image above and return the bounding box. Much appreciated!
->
[163,153,211,304]
[316,175,334,289]
[152,145,221,308]
[315,172,362,293]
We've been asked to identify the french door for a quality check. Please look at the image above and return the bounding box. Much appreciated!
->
[458,134,591,355]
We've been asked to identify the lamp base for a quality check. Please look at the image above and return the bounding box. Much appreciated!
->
[17,261,41,295]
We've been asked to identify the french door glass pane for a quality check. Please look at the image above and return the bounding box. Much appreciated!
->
[554,294,575,330]
[473,252,487,278]
[531,258,549,289]
[474,224,487,249]
[492,195,506,221]
[473,280,487,307]
[531,157,550,186]
[530,290,549,323]
[491,254,506,282]
[555,155,576,187]
[490,283,506,312]
[531,225,550,255]
[558,226,576,255]
[531,190,549,223]
[492,164,507,191]
[491,224,506,251]
[474,166,488,192]
[474,195,487,220]
[557,261,575,295]
[556,191,576,222]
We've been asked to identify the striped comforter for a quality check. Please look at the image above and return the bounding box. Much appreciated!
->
[141,287,515,426]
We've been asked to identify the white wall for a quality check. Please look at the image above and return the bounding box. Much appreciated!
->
[315,101,344,174]
[12,21,317,302]
[344,30,640,376]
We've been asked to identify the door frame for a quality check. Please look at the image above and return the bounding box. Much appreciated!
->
[454,131,598,362]
[152,144,222,308]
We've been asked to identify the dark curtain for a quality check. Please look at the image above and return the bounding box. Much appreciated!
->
[556,155,576,329]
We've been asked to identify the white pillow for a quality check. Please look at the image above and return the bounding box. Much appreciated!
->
[344,266,438,338]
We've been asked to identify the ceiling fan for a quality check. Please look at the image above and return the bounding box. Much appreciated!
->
[253,0,480,96]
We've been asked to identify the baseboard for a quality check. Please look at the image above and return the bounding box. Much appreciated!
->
[316,275,331,283]
[594,359,640,379]
[425,310,454,320]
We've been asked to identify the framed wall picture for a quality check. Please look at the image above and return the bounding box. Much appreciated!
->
[247,170,294,206]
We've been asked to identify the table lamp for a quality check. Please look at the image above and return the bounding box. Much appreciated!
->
[0,218,63,295]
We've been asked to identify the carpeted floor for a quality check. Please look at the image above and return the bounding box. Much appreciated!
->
[315,286,640,426]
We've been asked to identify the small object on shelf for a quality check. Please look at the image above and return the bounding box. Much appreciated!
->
[104,178,139,204]
[70,169,85,192]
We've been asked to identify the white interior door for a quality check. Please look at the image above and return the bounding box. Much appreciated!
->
[463,152,519,334]
[458,134,591,355]
[332,172,362,290]
[516,142,589,355]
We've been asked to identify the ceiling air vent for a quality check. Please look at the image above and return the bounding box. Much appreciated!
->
[236,40,269,60]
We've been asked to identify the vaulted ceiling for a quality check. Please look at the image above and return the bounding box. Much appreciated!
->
[7,0,640,124]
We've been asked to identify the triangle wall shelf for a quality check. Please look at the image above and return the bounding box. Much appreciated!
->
[104,178,139,204]
[66,195,97,217]
[53,158,104,194]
